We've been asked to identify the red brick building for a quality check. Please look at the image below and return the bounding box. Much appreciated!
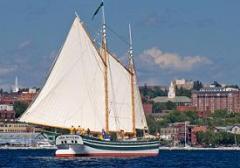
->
[0,104,15,121]
[143,103,153,115]
[192,87,240,113]
[17,92,37,104]
[189,126,207,145]
[171,122,190,144]
[160,123,208,146]
[0,95,16,104]
[177,105,196,112]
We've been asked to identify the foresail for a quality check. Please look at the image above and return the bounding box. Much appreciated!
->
[19,17,106,132]
[107,53,133,132]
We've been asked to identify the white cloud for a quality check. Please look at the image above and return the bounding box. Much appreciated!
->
[140,47,212,71]
[18,40,32,49]
[0,66,16,76]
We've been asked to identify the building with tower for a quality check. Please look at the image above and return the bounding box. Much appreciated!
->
[12,76,19,93]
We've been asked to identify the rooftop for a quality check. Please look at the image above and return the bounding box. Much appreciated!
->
[152,96,191,103]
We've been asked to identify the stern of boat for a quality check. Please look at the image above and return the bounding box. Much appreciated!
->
[55,134,84,157]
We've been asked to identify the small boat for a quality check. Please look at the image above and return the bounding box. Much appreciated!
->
[19,2,159,157]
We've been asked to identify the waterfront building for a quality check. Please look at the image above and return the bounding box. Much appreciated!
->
[189,125,207,145]
[192,87,240,113]
[160,122,190,145]
[214,125,240,134]
[0,122,42,133]
[160,123,207,146]
[159,127,178,141]
[0,104,15,121]
[230,125,240,134]
[0,132,53,147]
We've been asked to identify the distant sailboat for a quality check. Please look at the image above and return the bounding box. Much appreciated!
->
[19,3,159,157]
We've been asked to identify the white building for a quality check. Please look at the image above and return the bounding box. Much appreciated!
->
[174,79,193,90]
[12,76,19,93]
[168,82,176,99]
[0,104,13,111]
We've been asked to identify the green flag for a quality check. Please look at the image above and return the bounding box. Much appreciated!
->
[92,2,104,20]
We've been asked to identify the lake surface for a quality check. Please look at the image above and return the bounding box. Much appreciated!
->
[0,149,239,168]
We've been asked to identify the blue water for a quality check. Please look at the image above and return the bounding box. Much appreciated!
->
[0,149,239,168]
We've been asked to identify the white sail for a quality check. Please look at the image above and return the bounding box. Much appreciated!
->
[20,17,106,132]
[20,16,147,133]
[134,79,148,129]
[107,53,132,132]
[107,51,147,132]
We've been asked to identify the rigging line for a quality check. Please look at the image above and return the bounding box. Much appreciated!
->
[105,24,130,46]
[93,27,102,43]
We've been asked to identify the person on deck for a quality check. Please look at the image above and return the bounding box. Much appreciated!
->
[87,128,90,135]
[77,125,85,135]
[70,126,76,134]
[102,129,106,138]
[101,129,110,141]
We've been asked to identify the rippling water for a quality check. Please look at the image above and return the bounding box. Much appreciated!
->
[0,149,239,168]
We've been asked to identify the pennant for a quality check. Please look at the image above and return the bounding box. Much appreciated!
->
[92,2,104,20]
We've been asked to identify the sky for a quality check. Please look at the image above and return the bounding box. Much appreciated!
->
[0,0,240,89]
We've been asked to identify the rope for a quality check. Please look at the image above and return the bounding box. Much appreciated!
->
[105,24,130,46]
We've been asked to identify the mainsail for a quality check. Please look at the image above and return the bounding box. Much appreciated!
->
[20,16,147,133]
[107,52,148,131]
[20,17,105,131]
[107,52,132,132]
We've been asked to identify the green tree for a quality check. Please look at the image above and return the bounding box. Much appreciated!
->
[225,85,239,89]
[166,101,176,110]
[146,115,159,134]
[14,101,29,118]
[152,102,164,113]
[197,130,218,147]
[142,84,148,97]
[175,87,191,97]
[165,111,187,123]
[212,109,228,118]
[197,131,238,146]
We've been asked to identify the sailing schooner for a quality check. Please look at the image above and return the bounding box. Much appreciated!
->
[19,3,159,157]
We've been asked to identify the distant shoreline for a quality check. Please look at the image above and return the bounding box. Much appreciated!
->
[0,146,56,150]
[159,146,240,151]
[1,146,240,151]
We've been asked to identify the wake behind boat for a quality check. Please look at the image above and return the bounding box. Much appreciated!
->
[19,2,159,157]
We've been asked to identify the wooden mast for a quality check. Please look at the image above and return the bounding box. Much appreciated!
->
[101,1,109,132]
[128,24,136,136]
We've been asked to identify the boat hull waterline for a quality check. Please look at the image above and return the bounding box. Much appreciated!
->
[55,135,159,157]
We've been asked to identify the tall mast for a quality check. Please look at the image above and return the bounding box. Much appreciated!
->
[101,1,109,132]
[128,24,136,136]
